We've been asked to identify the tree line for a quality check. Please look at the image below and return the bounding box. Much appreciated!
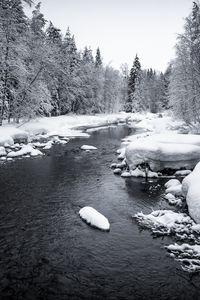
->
[1,0,196,126]
[0,0,125,125]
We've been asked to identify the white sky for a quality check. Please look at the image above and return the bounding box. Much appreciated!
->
[25,0,194,71]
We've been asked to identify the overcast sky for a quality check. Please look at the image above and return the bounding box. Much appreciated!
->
[26,0,193,71]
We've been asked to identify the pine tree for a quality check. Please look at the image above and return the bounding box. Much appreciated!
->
[95,47,102,68]
[125,54,141,112]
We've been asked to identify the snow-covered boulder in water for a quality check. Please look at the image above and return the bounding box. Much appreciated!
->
[81,145,97,150]
[79,206,110,231]
[0,147,6,157]
[182,162,200,223]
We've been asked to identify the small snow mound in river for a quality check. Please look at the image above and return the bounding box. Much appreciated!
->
[81,145,97,150]
[79,206,110,231]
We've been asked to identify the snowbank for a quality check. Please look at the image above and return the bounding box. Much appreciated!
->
[79,206,110,231]
[125,134,200,172]
[182,162,200,223]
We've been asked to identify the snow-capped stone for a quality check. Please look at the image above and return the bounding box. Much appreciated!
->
[121,171,132,177]
[7,144,43,158]
[130,168,145,177]
[110,163,117,169]
[165,179,181,189]
[113,168,122,175]
[0,146,6,157]
[81,145,97,150]
[165,184,182,196]
[0,157,6,161]
[79,206,110,231]
[175,170,192,176]
[164,193,182,206]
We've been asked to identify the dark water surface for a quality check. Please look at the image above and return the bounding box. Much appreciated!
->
[0,125,200,300]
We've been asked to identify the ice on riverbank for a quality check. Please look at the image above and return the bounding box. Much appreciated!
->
[79,206,110,231]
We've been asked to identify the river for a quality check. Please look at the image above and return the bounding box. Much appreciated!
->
[0,125,200,300]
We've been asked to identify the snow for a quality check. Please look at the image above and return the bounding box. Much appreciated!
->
[121,171,132,178]
[110,163,117,169]
[134,210,198,241]
[81,145,97,150]
[0,113,129,163]
[0,147,6,157]
[166,243,200,272]
[175,170,192,176]
[164,193,182,207]
[79,206,110,231]
[113,168,122,175]
[125,135,200,171]
[7,145,43,158]
[182,162,200,223]
[165,184,182,196]
[164,179,181,189]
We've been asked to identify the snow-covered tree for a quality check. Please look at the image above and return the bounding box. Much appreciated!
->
[125,54,141,112]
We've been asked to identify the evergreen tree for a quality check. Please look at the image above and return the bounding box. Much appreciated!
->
[95,47,102,68]
[125,54,141,112]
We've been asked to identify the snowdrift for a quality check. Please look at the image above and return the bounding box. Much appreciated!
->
[125,134,200,171]
[182,162,200,223]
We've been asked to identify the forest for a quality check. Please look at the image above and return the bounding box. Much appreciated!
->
[0,0,200,126]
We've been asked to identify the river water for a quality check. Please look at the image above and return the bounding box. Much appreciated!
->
[0,125,200,300]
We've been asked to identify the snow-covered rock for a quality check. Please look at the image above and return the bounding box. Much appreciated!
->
[164,179,181,189]
[164,193,182,206]
[81,145,97,150]
[182,162,200,223]
[43,141,53,150]
[165,184,182,196]
[166,243,200,272]
[175,170,192,176]
[113,168,122,175]
[79,206,110,231]
[135,210,194,236]
[110,163,117,169]
[121,171,132,178]
[7,144,43,158]
[0,146,6,157]
[130,168,145,177]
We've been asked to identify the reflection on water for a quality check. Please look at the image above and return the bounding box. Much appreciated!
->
[0,125,199,300]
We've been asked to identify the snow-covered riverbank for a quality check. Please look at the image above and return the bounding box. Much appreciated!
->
[110,113,200,273]
[0,113,130,162]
